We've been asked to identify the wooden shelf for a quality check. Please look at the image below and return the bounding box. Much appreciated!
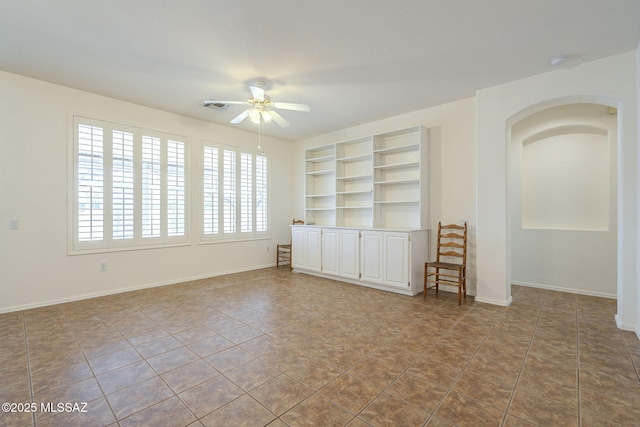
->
[374,179,419,186]
[336,174,372,181]
[374,161,419,171]
[373,200,419,205]
[336,153,372,163]
[336,190,372,195]
[306,154,335,163]
[306,193,335,198]
[373,143,420,155]
[306,169,335,176]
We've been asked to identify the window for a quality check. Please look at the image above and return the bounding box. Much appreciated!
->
[202,141,269,241]
[73,116,187,252]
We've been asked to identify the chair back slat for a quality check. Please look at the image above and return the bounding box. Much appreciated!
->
[441,224,464,230]
[435,221,468,266]
[440,242,464,249]
[442,233,464,239]
[440,250,463,257]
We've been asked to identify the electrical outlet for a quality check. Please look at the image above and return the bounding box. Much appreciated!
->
[8,220,19,230]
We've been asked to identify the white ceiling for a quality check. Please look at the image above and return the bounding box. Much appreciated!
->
[1,0,639,141]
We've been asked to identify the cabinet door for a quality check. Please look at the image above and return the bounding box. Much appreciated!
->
[360,231,383,283]
[382,232,410,288]
[291,227,307,269]
[305,228,322,271]
[321,229,339,275]
[339,229,360,279]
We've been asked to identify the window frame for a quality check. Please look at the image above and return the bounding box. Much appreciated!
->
[69,116,189,254]
[201,140,270,243]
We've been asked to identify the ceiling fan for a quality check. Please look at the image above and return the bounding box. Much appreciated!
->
[203,83,310,128]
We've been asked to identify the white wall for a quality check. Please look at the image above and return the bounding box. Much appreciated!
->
[636,41,640,338]
[476,51,638,332]
[510,104,617,297]
[292,98,477,292]
[0,71,293,313]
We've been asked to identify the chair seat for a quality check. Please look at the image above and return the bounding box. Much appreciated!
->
[425,261,463,270]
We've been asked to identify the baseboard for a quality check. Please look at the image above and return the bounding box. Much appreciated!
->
[475,295,513,307]
[615,314,640,339]
[0,263,275,314]
[511,280,616,299]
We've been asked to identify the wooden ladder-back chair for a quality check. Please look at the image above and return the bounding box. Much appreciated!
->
[277,219,304,270]
[424,222,468,305]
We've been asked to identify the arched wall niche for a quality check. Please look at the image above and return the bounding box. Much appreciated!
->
[508,102,618,297]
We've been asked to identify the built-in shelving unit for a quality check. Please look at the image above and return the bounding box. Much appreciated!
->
[335,137,373,227]
[304,126,428,229]
[305,144,336,226]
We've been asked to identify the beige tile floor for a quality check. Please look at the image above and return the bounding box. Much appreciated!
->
[1,268,639,426]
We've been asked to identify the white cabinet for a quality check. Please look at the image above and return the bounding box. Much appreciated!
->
[292,226,322,272]
[382,232,410,288]
[321,228,339,275]
[304,126,428,229]
[361,230,410,289]
[360,230,383,284]
[339,229,360,280]
[292,225,428,296]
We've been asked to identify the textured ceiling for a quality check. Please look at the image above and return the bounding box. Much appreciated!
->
[1,0,639,141]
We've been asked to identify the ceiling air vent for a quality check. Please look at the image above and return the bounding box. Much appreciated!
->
[202,101,232,110]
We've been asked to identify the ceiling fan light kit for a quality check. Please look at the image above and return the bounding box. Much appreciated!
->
[203,82,310,128]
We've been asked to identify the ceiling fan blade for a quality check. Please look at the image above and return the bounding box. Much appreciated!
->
[250,85,265,101]
[204,100,247,105]
[273,102,311,112]
[230,109,250,124]
[269,110,290,128]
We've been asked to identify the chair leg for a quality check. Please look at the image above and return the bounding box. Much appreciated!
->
[462,273,466,301]
[435,267,439,294]
[463,268,467,300]
[276,246,281,268]
[458,268,463,305]
[423,265,427,298]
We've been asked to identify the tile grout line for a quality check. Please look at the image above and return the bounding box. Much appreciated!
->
[59,305,116,425]
[417,302,506,426]
[22,311,36,427]
[618,326,640,384]
[259,309,450,426]
[576,300,582,427]
[357,304,459,425]
[499,299,544,427]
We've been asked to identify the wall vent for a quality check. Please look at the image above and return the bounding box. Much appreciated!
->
[203,101,232,110]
